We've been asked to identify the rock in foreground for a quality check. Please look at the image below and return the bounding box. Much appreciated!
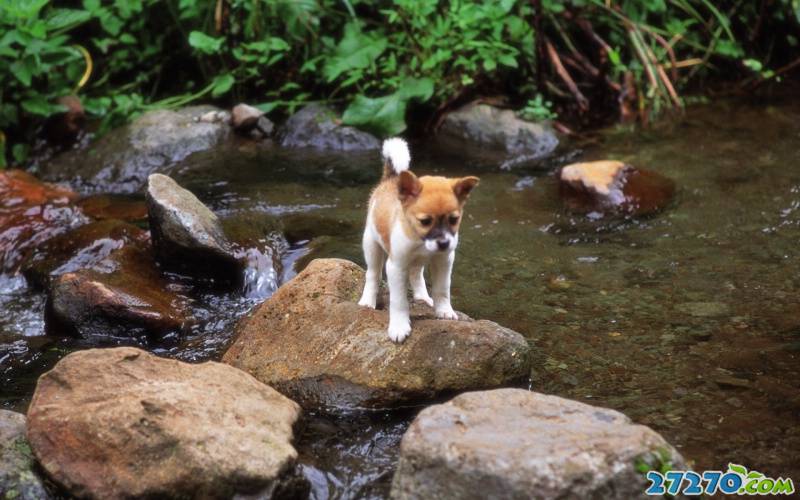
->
[391,388,687,500]
[146,173,243,285]
[277,104,379,151]
[0,410,50,500]
[223,259,529,409]
[26,347,302,499]
[559,160,675,216]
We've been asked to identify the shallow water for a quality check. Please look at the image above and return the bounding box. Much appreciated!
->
[2,98,800,498]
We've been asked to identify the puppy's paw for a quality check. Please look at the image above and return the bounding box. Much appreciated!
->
[358,296,377,309]
[387,322,411,343]
[435,307,458,320]
[414,295,434,307]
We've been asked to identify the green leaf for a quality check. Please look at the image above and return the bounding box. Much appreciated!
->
[255,102,279,113]
[21,96,62,116]
[46,9,92,31]
[211,74,234,97]
[342,93,407,137]
[322,22,386,82]
[10,59,34,86]
[189,31,224,55]
[397,77,434,101]
[12,143,29,164]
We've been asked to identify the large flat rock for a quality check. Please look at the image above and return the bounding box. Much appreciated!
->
[391,388,688,500]
[223,259,530,409]
[26,347,302,499]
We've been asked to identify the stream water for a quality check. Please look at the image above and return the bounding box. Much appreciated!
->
[2,97,800,498]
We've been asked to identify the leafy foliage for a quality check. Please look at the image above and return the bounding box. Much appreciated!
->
[1,0,798,167]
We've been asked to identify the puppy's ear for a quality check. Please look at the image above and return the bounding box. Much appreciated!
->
[452,176,479,202]
[398,170,422,202]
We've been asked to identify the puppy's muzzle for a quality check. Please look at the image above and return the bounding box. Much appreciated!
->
[436,239,450,251]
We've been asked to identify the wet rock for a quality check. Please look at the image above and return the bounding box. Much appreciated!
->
[231,103,274,138]
[391,388,687,500]
[438,103,559,164]
[559,160,676,216]
[277,104,380,151]
[0,410,50,500]
[22,219,148,289]
[26,347,302,499]
[223,259,530,409]
[77,194,148,222]
[45,245,188,341]
[0,170,85,273]
[146,173,243,285]
[39,106,231,193]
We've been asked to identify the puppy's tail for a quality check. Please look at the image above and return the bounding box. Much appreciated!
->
[381,138,410,180]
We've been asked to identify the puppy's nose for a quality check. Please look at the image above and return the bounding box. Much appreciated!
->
[436,239,450,251]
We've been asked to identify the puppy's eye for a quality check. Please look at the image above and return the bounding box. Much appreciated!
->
[449,215,460,225]
[419,216,433,226]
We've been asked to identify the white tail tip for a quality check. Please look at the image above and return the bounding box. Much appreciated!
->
[382,138,410,173]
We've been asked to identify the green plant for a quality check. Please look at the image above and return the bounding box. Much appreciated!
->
[519,94,557,121]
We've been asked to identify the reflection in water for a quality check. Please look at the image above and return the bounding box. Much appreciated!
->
[1,98,800,498]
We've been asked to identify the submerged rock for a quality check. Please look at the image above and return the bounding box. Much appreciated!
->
[0,170,85,274]
[22,219,148,289]
[559,160,676,216]
[0,410,50,500]
[77,194,148,222]
[38,106,230,193]
[223,259,529,409]
[146,173,243,285]
[391,388,687,500]
[26,347,302,499]
[438,103,559,165]
[45,245,188,341]
[277,104,380,151]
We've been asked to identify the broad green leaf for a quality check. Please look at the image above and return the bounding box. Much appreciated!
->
[10,59,34,86]
[21,96,63,116]
[46,9,92,31]
[342,93,407,137]
[211,74,234,97]
[322,22,386,82]
[189,31,224,55]
[398,77,434,101]
[255,102,279,113]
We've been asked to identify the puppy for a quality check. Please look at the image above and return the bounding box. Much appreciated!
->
[358,138,479,343]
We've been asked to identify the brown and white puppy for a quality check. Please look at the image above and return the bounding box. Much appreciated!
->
[358,138,479,342]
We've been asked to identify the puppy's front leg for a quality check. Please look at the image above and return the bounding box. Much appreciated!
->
[386,258,411,342]
[431,251,458,320]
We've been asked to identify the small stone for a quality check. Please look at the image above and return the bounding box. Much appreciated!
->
[231,103,265,133]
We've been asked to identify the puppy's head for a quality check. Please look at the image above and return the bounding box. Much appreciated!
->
[397,171,479,252]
